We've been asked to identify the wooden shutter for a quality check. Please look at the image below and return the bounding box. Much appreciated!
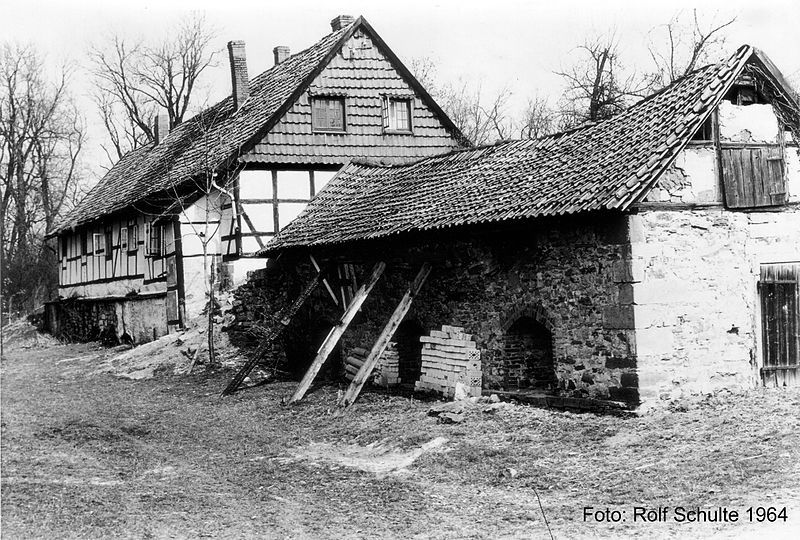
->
[381,96,390,130]
[760,262,800,386]
[721,146,786,208]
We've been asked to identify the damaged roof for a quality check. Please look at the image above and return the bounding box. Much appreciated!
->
[262,45,799,254]
[52,16,465,236]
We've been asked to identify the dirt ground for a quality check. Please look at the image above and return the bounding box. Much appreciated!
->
[2,336,800,539]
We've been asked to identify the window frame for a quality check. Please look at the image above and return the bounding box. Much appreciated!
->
[127,225,139,253]
[311,95,347,133]
[148,223,163,258]
[385,97,413,134]
[92,233,105,257]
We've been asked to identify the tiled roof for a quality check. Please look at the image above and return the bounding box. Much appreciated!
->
[262,45,789,254]
[55,16,452,235]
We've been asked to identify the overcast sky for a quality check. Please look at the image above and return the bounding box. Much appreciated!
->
[5,0,800,182]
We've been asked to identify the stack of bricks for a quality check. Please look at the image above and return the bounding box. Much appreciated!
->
[415,325,482,398]
[372,341,401,387]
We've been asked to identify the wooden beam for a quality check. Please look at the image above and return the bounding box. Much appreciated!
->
[309,254,339,308]
[221,269,325,396]
[288,261,386,404]
[340,263,432,407]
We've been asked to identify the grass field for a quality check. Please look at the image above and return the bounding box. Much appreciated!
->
[2,339,800,539]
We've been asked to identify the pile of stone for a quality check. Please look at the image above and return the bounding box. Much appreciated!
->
[372,341,401,387]
[415,325,482,398]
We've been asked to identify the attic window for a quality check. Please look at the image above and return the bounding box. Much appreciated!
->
[691,117,713,142]
[384,97,412,133]
[312,96,346,132]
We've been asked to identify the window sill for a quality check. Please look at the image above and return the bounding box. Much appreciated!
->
[312,128,347,134]
[384,129,413,135]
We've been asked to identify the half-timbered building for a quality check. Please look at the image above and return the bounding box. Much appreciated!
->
[239,45,800,409]
[45,15,467,343]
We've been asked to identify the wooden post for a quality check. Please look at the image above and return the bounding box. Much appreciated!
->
[221,269,325,396]
[288,261,386,404]
[310,254,339,308]
[340,263,432,407]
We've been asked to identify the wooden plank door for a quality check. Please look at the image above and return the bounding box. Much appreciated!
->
[760,263,800,386]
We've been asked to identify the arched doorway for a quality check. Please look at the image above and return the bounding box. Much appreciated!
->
[501,315,556,390]
[395,320,424,385]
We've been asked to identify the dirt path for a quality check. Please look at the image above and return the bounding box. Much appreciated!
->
[2,340,800,539]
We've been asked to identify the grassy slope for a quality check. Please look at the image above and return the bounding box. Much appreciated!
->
[2,342,800,539]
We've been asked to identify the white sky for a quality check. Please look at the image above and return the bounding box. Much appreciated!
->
[4,0,800,183]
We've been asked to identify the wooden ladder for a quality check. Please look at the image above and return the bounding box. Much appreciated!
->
[288,261,386,404]
[340,263,431,407]
[221,270,325,396]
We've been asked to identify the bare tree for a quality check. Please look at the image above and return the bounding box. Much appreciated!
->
[647,10,737,87]
[161,107,238,366]
[0,43,84,317]
[518,95,556,139]
[89,14,218,163]
[555,33,654,128]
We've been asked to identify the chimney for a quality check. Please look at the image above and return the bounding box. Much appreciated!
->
[273,46,291,65]
[227,40,249,110]
[330,15,355,32]
[154,114,170,144]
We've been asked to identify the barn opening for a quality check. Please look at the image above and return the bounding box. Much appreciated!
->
[285,318,341,381]
[501,315,557,391]
[395,320,424,385]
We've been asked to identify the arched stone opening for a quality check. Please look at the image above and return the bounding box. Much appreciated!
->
[500,313,557,391]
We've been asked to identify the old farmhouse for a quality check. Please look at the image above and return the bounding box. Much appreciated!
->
[45,15,467,343]
[242,45,800,409]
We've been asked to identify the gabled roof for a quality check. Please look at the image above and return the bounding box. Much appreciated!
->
[261,45,800,255]
[52,16,467,236]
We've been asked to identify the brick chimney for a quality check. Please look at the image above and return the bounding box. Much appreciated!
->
[330,15,355,32]
[273,46,290,65]
[154,114,170,144]
[227,41,249,110]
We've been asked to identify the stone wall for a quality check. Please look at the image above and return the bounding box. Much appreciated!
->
[631,207,800,404]
[231,214,640,405]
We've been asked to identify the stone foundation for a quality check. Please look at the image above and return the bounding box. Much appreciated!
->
[45,294,168,344]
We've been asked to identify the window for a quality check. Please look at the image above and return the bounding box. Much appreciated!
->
[127,225,138,252]
[148,224,163,257]
[721,146,786,208]
[312,96,345,132]
[81,231,88,256]
[120,227,128,252]
[386,98,412,132]
[691,117,713,141]
[93,233,105,256]
[104,227,113,261]
[61,236,68,259]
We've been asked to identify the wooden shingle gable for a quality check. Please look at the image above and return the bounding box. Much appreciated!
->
[237,16,470,164]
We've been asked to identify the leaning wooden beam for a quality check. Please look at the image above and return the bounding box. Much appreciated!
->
[288,261,387,404]
[221,269,325,396]
[340,263,432,407]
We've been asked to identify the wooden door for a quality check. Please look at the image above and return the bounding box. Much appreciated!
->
[760,263,800,386]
